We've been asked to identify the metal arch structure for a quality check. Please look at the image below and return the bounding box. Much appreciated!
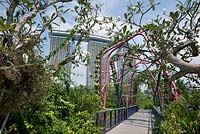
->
[97,31,179,110]
[99,31,147,109]
[95,31,180,132]
[110,54,163,109]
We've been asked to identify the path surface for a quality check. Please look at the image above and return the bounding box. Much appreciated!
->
[106,109,152,134]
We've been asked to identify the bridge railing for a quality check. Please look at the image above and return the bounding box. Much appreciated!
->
[153,106,163,121]
[96,106,139,133]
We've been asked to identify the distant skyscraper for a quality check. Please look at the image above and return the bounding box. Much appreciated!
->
[49,32,72,70]
[49,31,111,86]
[86,40,108,86]
[116,47,135,81]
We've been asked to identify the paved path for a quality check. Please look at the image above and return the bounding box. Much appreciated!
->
[106,109,152,134]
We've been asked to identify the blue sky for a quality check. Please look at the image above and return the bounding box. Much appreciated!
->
[41,0,178,54]
[0,0,179,56]
[66,0,178,85]
[49,0,199,85]
[0,0,199,85]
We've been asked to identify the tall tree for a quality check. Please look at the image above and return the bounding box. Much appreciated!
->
[107,0,200,100]
[0,0,100,114]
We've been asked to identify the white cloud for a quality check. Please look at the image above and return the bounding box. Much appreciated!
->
[51,15,129,38]
[52,21,73,31]
[91,16,134,37]
[191,56,200,64]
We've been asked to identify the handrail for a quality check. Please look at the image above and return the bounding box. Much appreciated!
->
[97,107,126,113]
[96,106,139,133]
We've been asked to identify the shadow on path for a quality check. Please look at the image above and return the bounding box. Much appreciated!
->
[107,109,152,134]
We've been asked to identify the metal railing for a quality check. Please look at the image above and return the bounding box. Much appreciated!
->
[153,106,163,121]
[96,106,139,133]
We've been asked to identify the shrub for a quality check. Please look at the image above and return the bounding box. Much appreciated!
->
[160,89,200,134]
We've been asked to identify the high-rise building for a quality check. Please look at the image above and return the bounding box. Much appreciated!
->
[86,40,108,86]
[116,47,136,81]
[49,30,111,86]
[49,31,72,70]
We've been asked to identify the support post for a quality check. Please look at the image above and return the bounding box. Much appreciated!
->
[103,112,106,132]
[119,62,125,107]
[130,72,135,106]
[110,111,112,128]
[118,109,120,123]
[114,110,116,125]
[96,113,99,126]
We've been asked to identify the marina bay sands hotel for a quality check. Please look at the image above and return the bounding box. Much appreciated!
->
[49,30,131,86]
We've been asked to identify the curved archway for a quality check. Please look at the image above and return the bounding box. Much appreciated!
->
[95,31,178,110]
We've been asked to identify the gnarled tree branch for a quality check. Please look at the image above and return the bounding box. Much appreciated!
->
[154,38,200,75]
[166,52,200,74]
[169,71,188,82]
[6,0,18,24]
[172,40,198,56]
[13,0,72,48]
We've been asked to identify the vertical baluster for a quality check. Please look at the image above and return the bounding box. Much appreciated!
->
[128,107,130,117]
[121,109,123,121]
[103,112,106,133]
[131,106,133,115]
[123,109,125,121]
[125,108,127,120]
[114,110,116,125]
[124,108,126,120]
[110,111,112,128]
[96,113,99,126]
[118,109,120,123]
[132,106,133,114]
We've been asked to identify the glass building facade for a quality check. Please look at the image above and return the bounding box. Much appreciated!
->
[49,31,110,86]
[86,40,108,86]
[116,47,136,81]
[49,34,72,70]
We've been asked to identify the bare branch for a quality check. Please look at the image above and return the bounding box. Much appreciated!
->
[189,1,200,30]
[6,0,18,24]
[169,71,188,82]
[39,0,72,10]
[15,0,72,33]
[14,8,37,33]
[0,112,10,134]
[172,40,198,56]
[154,38,200,75]
[139,3,159,26]
[13,0,72,48]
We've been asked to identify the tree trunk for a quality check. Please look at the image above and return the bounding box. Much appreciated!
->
[164,80,175,101]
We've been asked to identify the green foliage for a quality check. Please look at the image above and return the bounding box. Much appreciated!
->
[0,50,51,115]
[0,0,103,133]
[160,89,200,134]
[135,89,154,109]
[0,18,12,31]
[68,86,100,113]
[2,84,101,134]
[66,111,101,133]
[106,85,118,108]
[0,0,102,116]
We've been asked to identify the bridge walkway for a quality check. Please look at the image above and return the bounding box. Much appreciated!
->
[106,109,153,134]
